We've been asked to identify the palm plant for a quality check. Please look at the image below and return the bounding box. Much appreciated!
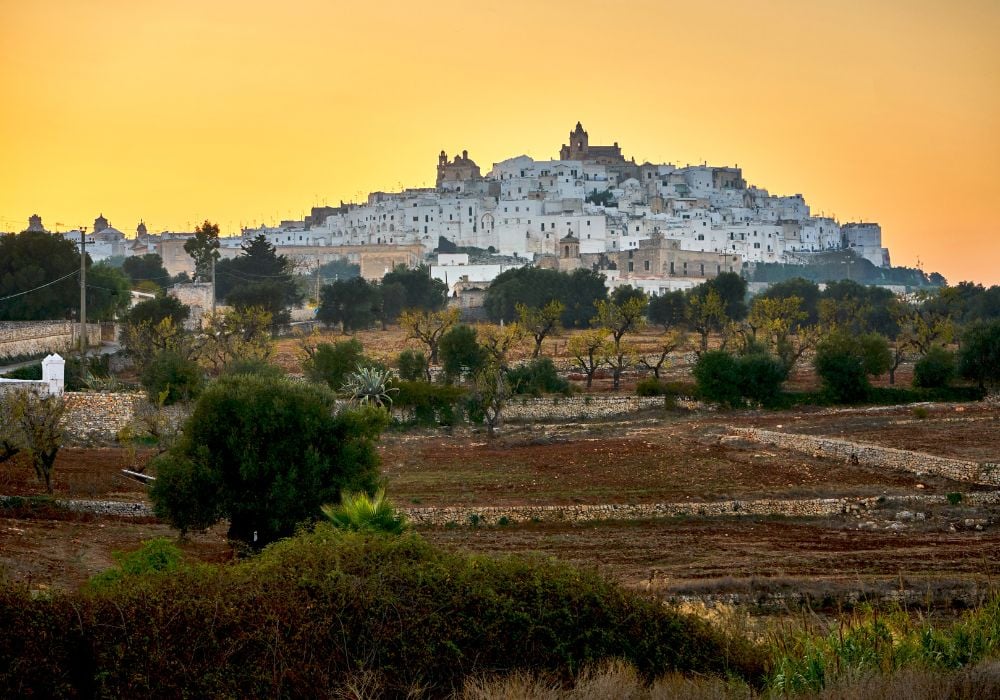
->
[321,488,408,535]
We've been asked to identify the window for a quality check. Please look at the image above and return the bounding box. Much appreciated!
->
[644,260,650,271]
[669,261,675,274]
[413,216,419,222]
[628,261,634,272]
[700,264,705,275]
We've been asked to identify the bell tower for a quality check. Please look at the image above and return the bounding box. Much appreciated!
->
[560,122,590,160]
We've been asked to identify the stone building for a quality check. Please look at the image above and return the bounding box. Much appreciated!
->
[436,150,481,189]
[610,230,741,280]
[559,122,625,164]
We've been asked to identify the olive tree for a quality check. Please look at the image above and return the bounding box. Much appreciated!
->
[150,374,386,547]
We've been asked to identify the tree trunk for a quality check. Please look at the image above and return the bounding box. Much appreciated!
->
[532,338,542,358]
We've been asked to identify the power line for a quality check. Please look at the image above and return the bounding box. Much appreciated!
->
[0,269,79,304]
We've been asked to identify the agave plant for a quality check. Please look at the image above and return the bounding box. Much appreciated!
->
[321,489,408,535]
[341,365,397,408]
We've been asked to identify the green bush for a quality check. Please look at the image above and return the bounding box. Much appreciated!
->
[139,350,203,405]
[88,538,184,590]
[814,330,891,403]
[439,324,486,381]
[393,380,467,426]
[958,320,1000,390]
[150,374,386,546]
[692,351,743,407]
[768,598,1000,693]
[0,364,41,380]
[693,351,787,407]
[913,346,956,389]
[303,339,365,390]
[396,349,428,381]
[636,377,671,396]
[220,357,284,379]
[321,489,407,535]
[0,529,765,696]
[508,357,570,397]
[737,352,788,406]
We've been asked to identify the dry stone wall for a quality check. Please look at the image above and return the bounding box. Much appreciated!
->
[734,427,999,486]
[505,395,676,421]
[0,321,102,359]
[26,490,1000,524]
[61,392,186,446]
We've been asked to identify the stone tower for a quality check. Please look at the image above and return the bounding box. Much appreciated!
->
[27,214,45,232]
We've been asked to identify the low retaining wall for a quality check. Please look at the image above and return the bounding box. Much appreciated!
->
[734,427,999,486]
[404,491,1000,527]
[7,491,1000,524]
[505,395,672,421]
[0,321,102,359]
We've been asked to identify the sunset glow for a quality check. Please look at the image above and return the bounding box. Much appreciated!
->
[2,0,998,283]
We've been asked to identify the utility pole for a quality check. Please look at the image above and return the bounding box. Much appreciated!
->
[211,254,216,316]
[79,227,88,354]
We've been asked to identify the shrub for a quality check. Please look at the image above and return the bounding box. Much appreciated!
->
[507,357,570,397]
[913,346,956,388]
[439,324,486,381]
[636,378,671,396]
[139,350,203,405]
[814,330,891,403]
[321,489,407,535]
[302,339,365,390]
[219,357,284,379]
[692,351,743,407]
[958,320,1000,390]
[393,380,467,426]
[737,352,788,406]
[88,538,184,590]
[0,529,765,696]
[149,374,386,546]
[0,364,41,380]
[396,349,428,381]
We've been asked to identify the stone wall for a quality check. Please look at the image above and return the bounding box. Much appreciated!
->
[734,427,1000,486]
[62,392,145,445]
[28,490,999,524]
[505,395,675,421]
[0,321,102,359]
[60,392,187,446]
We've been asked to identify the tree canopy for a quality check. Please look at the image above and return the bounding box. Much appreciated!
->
[381,264,447,314]
[150,374,386,546]
[85,262,130,321]
[215,235,302,328]
[0,231,81,321]
[317,277,380,332]
[184,221,220,283]
[484,267,607,328]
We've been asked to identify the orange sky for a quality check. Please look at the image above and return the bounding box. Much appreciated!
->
[2,0,998,284]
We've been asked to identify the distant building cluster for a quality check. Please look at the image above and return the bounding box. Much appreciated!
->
[14,122,892,296]
[242,122,891,295]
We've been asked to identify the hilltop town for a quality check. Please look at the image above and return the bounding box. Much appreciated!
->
[17,123,894,297]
